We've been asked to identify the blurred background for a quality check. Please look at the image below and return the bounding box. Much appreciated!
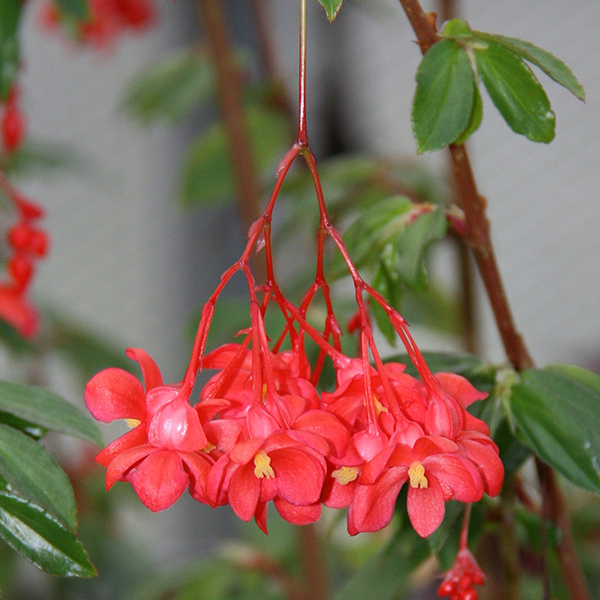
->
[2,0,599,597]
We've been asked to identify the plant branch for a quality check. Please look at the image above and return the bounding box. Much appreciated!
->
[396,1,591,598]
[195,0,266,281]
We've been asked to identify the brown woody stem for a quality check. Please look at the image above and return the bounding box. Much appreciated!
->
[397,1,591,599]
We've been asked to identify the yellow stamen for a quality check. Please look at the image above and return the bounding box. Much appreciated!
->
[262,383,268,401]
[254,451,275,479]
[332,466,359,485]
[125,418,141,429]
[373,396,388,416]
[408,462,428,489]
[201,442,216,454]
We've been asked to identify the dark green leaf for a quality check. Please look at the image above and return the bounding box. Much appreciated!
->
[475,40,555,143]
[474,32,585,101]
[0,319,33,355]
[494,419,531,477]
[0,411,46,440]
[122,49,215,124]
[455,83,483,145]
[0,488,95,577]
[392,206,447,289]
[54,0,89,20]
[510,365,600,494]
[370,259,400,346]
[0,0,23,100]
[0,424,76,529]
[180,107,291,208]
[317,0,344,22]
[0,380,102,447]
[412,38,475,152]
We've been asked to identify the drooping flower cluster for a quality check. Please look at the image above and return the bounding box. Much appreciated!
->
[40,0,154,49]
[438,547,486,600]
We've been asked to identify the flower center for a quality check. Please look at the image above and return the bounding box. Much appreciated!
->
[254,451,275,479]
[201,442,216,454]
[332,466,359,485]
[408,462,428,489]
[373,396,388,416]
[125,418,141,429]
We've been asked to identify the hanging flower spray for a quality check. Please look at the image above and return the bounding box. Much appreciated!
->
[85,1,502,595]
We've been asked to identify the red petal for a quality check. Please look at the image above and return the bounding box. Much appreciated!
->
[322,477,356,509]
[230,438,264,465]
[271,447,325,506]
[423,454,483,502]
[105,444,155,489]
[206,454,234,506]
[254,500,269,534]
[85,368,146,422]
[293,410,351,458]
[274,497,321,525]
[229,461,261,521]
[180,451,212,504]
[95,424,147,467]
[407,474,445,537]
[128,449,188,511]
[436,373,487,407]
[148,398,206,451]
[459,438,504,497]
[126,347,163,391]
[348,467,407,535]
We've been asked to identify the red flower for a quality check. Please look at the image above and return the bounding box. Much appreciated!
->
[438,547,485,600]
[0,284,39,338]
[85,348,211,511]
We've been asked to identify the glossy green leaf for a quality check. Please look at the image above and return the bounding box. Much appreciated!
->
[0,488,95,577]
[474,32,585,101]
[317,0,344,22]
[54,0,89,20]
[0,411,46,440]
[510,365,600,494]
[180,107,291,208]
[0,0,23,100]
[475,40,555,143]
[122,49,215,124]
[0,380,102,447]
[455,83,483,145]
[392,206,447,289]
[0,424,76,530]
[412,38,475,153]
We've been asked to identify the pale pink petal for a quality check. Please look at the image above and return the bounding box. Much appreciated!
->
[274,497,321,525]
[229,461,261,522]
[126,347,163,391]
[128,449,188,511]
[407,473,445,537]
[148,398,206,451]
[85,368,146,422]
[348,467,407,535]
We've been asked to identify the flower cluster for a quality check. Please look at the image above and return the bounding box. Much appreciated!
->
[438,547,486,600]
[86,335,503,538]
[40,0,154,49]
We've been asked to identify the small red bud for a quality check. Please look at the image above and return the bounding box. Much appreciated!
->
[7,223,32,252]
[2,103,25,152]
[462,590,478,600]
[8,255,34,290]
[29,230,49,257]
[438,581,454,596]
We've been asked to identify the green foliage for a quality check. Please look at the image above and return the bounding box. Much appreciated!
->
[475,39,555,143]
[0,478,95,578]
[510,365,600,495]
[53,0,89,20]
[412,38,475,153]
[317,0,344,22]
[122,49,217,125]
[180,106,291,208]
[412,19,584,151]
[0,424,77,529]
[0,140,85,176]
[0,380,103,447]
[0,0,23,100]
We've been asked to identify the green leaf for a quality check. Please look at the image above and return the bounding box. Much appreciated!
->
[0,486,95,577]
[442,19,472,38]
[0,380,102,447]
[455,83,483,145]
[510,365,600,495]
[392,206,447,289]
[389,351,487,379]
[370,259,400,346]
[0,140,85,177]
[0,411,46,440]
[0,0,23,100]
[412,38,476,152]
[473,32,585,101]
[0,424,76,530]
[475,40,555,143]
[180,106,291,208]
[122,49,216,124]
[317,0,344,22]
[54,0,89,20]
